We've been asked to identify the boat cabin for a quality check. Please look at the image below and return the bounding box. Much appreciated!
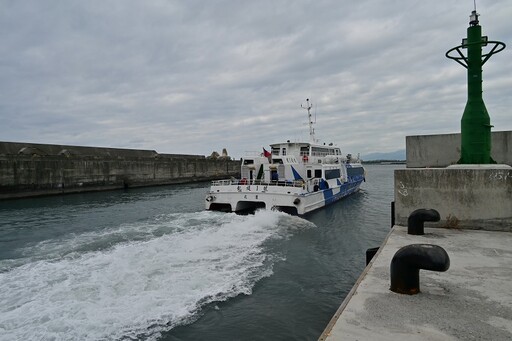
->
[240,142,347,186]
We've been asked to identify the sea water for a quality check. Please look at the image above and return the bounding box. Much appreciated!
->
[0,164,402,340]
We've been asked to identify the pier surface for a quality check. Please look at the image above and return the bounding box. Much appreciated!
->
[320,225,512,340]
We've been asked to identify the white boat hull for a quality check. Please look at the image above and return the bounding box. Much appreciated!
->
[205,178,363,215]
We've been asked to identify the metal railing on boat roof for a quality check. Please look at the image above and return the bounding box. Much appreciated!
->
[211,179,305,188]
[243,151,263,157]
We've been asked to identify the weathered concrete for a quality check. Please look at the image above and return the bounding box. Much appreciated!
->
[0,142,240,199]
[394,166,512,231]
[406,131,512,168]
[1,141,155,158]
[319,225,512,341]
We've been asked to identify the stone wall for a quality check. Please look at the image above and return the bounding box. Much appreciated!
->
[0,142,240,199]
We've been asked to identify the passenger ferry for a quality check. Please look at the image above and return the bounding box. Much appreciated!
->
[205,99,365,215]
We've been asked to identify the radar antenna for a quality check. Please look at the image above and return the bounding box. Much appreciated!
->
[301,98,315,143]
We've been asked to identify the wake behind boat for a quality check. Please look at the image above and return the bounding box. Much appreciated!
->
[205,99,365,215]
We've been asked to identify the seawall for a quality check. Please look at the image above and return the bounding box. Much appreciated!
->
[0,141,240,199]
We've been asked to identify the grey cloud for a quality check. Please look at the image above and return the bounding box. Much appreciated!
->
[1,0,510,157]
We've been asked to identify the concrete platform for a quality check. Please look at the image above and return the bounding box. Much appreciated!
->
[319,226,512,340]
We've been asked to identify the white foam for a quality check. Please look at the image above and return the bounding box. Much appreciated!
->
[0,210,312,340]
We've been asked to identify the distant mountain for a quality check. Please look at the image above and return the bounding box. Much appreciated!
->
[362,149,406,161]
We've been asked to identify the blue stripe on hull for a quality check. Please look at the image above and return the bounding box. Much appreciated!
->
[323,189,335,204]
[322,179,363,207]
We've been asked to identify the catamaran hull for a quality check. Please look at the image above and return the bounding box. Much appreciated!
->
[205,179,363,215]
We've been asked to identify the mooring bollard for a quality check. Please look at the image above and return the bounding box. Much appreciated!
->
[407,209,440,235]
[365,247,380,266]
[390,244,450,295]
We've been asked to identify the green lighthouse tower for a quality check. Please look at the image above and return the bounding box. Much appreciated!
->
[446,9,505,164]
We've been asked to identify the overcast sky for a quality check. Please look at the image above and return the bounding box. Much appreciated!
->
[1,0,511,158]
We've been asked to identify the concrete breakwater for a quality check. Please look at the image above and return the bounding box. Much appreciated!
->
[0,142,240,199]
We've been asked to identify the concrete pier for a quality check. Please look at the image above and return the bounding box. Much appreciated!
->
[319,131,512,340]
[0,141,240,199]
[319,225,512,340]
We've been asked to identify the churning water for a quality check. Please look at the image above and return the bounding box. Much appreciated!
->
[0,164,402,340]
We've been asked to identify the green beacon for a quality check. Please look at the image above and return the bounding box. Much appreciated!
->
[446,9,505,164]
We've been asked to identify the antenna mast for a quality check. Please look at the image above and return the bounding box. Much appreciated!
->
[301,98,315,143]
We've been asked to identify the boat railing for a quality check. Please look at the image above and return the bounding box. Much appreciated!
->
[243,151,262,157]
[211,179,305,188]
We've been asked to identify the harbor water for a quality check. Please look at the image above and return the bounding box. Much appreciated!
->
[0,164,402,340]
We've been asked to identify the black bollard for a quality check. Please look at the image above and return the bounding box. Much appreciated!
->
[391,201,395,228]
[390,244,450,295]
[366,247,380,265]
[408,209,440,235]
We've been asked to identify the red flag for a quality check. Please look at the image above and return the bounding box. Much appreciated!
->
[263,148,271,158]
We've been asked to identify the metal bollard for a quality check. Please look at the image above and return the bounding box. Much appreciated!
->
[408,209,440,235]
[390,244,450,295]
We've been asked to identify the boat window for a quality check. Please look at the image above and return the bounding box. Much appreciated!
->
[273,158,283,164]
[243,159,254,165]
[311,147,331,157]
[307,170,312,178]
[325,169,341,179]
[271,147,279,155]
[314,169,322,178]
[282,148,286,156]
[347,167,364,177]
[300,146,309,156]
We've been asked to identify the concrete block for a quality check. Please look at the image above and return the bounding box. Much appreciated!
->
[394,167,512,231]
[406,131,512,168]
